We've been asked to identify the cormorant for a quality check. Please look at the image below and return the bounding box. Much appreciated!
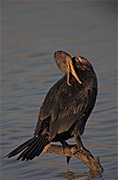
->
[6,50,97,161]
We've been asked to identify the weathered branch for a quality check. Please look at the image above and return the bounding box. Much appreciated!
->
[43,143,103,172]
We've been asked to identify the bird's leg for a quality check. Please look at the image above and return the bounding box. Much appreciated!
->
[74,135,94,158]
[60,140,71,164]
[60,140,69,148]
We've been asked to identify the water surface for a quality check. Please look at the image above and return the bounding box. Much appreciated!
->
[1,2,117,180]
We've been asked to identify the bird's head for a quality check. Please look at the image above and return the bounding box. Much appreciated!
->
[54,50,82,86]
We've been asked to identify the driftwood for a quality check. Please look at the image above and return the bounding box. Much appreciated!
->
[43,143,103,172]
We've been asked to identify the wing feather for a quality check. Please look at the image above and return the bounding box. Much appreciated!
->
[35,75,92,140]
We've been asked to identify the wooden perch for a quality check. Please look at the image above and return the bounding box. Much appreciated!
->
[43,143,103,172]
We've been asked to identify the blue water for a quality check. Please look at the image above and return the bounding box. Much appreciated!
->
[1,2,117,180]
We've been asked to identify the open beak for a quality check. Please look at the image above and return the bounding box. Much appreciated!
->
[66,56,82,86]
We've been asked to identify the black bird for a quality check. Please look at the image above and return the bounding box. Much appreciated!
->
[6,50,97,161]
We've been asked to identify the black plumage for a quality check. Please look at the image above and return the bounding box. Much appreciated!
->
[6,50,97,161]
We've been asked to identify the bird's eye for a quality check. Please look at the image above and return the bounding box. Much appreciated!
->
[75,57,79,62]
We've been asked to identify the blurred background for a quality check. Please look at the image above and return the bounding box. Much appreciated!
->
[1,1,117,180]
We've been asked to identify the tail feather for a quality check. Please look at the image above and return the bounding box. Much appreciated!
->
[6,136,49,161]
[17,138,40,160]
[6,137,36,158]
[26,137,48,160]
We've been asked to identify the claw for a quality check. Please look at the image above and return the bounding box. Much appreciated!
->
[73,146,94,158]
[66,156,71,164]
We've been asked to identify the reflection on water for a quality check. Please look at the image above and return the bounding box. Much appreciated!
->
[56,170,103,180]
[1,2,117,180]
